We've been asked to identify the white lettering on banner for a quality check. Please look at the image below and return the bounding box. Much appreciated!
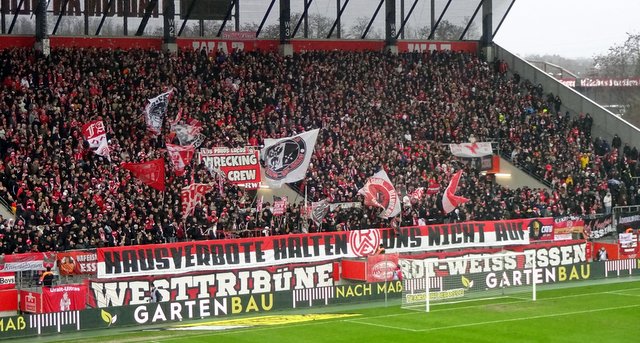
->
[198,148,261,188]
[191,41,245,53]
[227,170,257,182]
[134,298,228,325]
[89,263,334,307]
[485,264,591,288]
[96,220,533,278]
[399,242,586,279]
[209,155,258,168]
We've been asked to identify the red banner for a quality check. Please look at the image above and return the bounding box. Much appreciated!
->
[0,272,16,290]
[553,216,585,240]
[0,252,57,272]
[0,289,18,311]
[97,218,539,278]
[529,217,554,241]
[57,250,98,276]
[20,290,42,313]
[121,158,166,191]
[366,254,399,282]
[199,147,261,189]
[42,285,87,313]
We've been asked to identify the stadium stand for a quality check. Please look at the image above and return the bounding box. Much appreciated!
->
[0,47,638,254]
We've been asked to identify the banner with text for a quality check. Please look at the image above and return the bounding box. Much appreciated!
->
[96,218,533,278]
[199,147,261,189]
[57,250,98,276]
[42,285,88,313]
[86,262,336,308]
[0,252,57,272]
[0,272,16,290]
[584,215,616,240]
[553,216,585,240]
[616,212,640,233]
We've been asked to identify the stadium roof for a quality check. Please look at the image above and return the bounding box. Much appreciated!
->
[1,0,515,42]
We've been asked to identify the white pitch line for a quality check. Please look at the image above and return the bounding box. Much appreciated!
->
[605,291,640,298]
[413,304,640,332]
[355,286,640,322]
[342,319,419,332]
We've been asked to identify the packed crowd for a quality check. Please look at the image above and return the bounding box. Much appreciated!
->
[0,46,638,254]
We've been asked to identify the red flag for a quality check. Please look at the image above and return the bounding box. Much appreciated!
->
[442,170,470,214]
[181,183,214,217]
[121,158,166,191]
[166,144,195,176]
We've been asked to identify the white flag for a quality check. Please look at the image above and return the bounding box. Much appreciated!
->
[261,129,320,188]
[449,142,492,158]
[358,169,401,218]
[144,89,173,134]
[95,138,111,162]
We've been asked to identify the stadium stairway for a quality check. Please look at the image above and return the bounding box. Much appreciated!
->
[0,197,14,221]
[494,157,551,191]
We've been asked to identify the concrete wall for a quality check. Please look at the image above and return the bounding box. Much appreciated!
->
[494,44,640,149]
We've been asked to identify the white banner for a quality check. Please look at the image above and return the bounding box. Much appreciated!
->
[449,142,492,158]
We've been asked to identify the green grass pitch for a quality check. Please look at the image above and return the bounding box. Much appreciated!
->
[21,279,640,343]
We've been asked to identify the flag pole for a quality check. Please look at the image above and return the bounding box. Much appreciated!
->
[305,183,308,219]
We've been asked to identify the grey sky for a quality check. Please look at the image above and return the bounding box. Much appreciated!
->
[493,0,640,59]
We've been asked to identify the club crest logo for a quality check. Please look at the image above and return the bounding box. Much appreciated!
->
[349,229,381,257]
[264,136,306,180]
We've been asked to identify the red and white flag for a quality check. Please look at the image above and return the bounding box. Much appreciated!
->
[82,120,110,161]
[170,107,183,126]
[181,183,214,217]
[145,89,173,134]
[256,195,264,214]
[166,143,195,176]
[449,142,492,158]
[171,123,205,148]
[442,170,470,214]
[121,158,166,191]
[272,196,288,216]
[358,169,401,218]
[95,138,111,161]
[426,180,440,195]
[409,187,425,200]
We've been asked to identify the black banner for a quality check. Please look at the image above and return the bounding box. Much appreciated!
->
[616,212,640,233]
[584,215,616,239]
